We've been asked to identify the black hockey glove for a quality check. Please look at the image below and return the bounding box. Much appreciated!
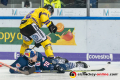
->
[48,21,57,33]
[35,42,42,48]
[54,64,65,73]
[20,66,36,75]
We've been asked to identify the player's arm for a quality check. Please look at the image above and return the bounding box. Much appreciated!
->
[20,60,36,74]
[19,66,36,74]
[9,57,26,73]
[10,57,36,74]
[40,14,57,33]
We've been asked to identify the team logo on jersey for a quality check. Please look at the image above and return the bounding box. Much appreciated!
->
[25,52,30,57]
[35,61,41,66]
[31,35,39,41]
[42,57,45,62]
[16,63,21,68]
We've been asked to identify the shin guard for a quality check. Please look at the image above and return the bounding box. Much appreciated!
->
[41,39,54,58]
[20,40,33,55]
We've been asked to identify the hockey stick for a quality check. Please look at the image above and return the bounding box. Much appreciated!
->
[0,61,27,74]
[40,68,105,73]
[71,62,110,72]
[0,61,35,75]
[47,28,56,36]
[40,62,111,73]
[103,62,111,70]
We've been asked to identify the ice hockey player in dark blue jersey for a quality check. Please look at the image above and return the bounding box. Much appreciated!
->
[10,48,88,74]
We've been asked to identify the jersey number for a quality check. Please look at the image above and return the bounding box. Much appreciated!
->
[25,10,34,19]
[43,61,50,67]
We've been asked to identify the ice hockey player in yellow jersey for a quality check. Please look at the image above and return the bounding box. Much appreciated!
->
[19,4,57,59]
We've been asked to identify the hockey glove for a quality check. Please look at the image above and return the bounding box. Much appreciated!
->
[35,42,42,48]
[54,64,65,73]
[48,21,57,33]
[20,66,31,71]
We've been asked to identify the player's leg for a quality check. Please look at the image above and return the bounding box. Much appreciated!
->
[30,23,54,59]
[20,24,36,56]
[58,61,88,70]
[76,61,88,68]
[20,39,33,56]
[54,56,69,63]
[10,57,27,73]
[41,39,54,58]
[52,57,88,71]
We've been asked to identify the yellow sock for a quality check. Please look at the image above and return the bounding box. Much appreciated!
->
[20,43,29,55]
[41,39,54,57]
[44,45,54,57]
[20,39,33,55]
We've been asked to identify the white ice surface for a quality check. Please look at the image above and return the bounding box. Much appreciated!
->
[0,61,120,80]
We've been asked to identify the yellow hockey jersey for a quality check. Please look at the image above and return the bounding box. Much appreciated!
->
[19,8,51,29]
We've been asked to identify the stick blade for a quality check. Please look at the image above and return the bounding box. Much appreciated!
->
[97,68,105,71]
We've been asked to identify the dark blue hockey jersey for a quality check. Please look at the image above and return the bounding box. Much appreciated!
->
[10,52,75,73]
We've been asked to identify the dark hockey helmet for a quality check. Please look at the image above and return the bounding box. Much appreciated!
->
[43,4,54,15]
